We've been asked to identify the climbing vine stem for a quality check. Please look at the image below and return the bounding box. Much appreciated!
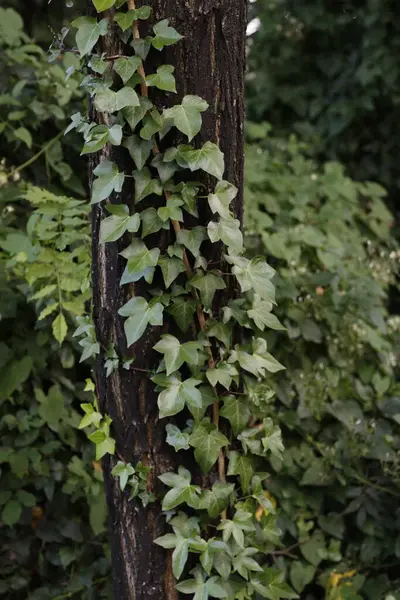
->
[71,1,295,598]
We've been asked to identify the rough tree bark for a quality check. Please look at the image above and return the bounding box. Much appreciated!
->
[89,1,247,598]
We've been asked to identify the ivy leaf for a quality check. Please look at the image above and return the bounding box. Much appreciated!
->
[220,395,250,436]
[206,362,238,390]
[152,19,183,50]
[177,226,207,258]
[166,297,197,332]
[166,424,190,452]
[247,295,285,331]
[122,96,152,130]
[94,86,139,113]
[114,56,142,84]
[164,95,208,141]
[72,16,108,57]
[114,6,151,31]
[100,204,140,243]
[158,466,201,510]
[229,338,285,378]
[121,240,160,277]
[176,575,227,599]
[217,510,255,548]
[159,256,186,288]
[199,482,234,518]
[93,0,115,12]
[208,217,243,252]
[189,419,229,473]
[52,313,68,345]
[140,207,169,238]
[177,142,225,179]
[154,334,203,375]
[151,153,179,183]
[140,108,165,139]
[290,562,316,594]
[91,160,124,204]
[251,568,298,600]
[158,195,184,222]
[131,36,153,60]
[228,255,276,303]
[14,127,32,149]
[123,135,153,171]
[133,167,163,202]
[118,297,163,346]
[146,65,176,93]
[153,373,202,418]
[233,547,263,580]
[227,451,254,494]
[208,180,238,218]
[190,271,226,308]
[111,461,135,492]
[261,418,284,460]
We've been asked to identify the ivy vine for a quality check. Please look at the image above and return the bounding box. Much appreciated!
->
[71,1,297,598]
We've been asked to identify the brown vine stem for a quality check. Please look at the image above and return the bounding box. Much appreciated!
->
[127,2,225,492]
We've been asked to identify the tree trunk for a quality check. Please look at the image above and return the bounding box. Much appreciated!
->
[90,1,246,599]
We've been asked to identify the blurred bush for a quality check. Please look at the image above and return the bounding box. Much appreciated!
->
[0,8,110,599]
[245,122,400,599]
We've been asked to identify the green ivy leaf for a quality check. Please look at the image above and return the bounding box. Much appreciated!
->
[94,86,139,113]
[227,255,276,303]
[158,466,201,510]
[251,568,298,600]
[290,562,316,594]
[233,547,263,580]
[146,65,176,93]
[93,0,115,12]
[118,297,164,346]
[158,256,186,288]
[177,142,225,180]
[166,424,190,452]
[166,297,197,332]
[176,226,207,257]
[247,295,285,331]
[133,167,163,202]
[114,6,151,31]
[91,160,125,204]
[152,373,202,418]
[151,153,179,183]
[190,271,226,308]
[199,482,234,518]
[123,135,153,171]
[229,338,285,378]
[152,19,183,50]
[111,461,135,492]
[140,207,169,238]
[206,362,238,390]
[154,334,203,376]
[163,95,208,141]
[100,204,140,243]
[52,312,68,345]
[208,180,238,218]
[114,56,142,84]
[217,509,255,548]
[131,36,153,60]
[72,16,108,57]
[208,216,243,252]
[227,451,254,494]
[220,395,250,436]
[121,239,160,277]
[189,419,229,473]
[122,96,152,130]
[140,108,165,139]
[158,195,183,222]
[176,572,227,600]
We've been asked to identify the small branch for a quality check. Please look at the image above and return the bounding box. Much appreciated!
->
[7,129,65,179]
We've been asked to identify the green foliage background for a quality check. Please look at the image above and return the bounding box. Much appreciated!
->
[0,1,399,599]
